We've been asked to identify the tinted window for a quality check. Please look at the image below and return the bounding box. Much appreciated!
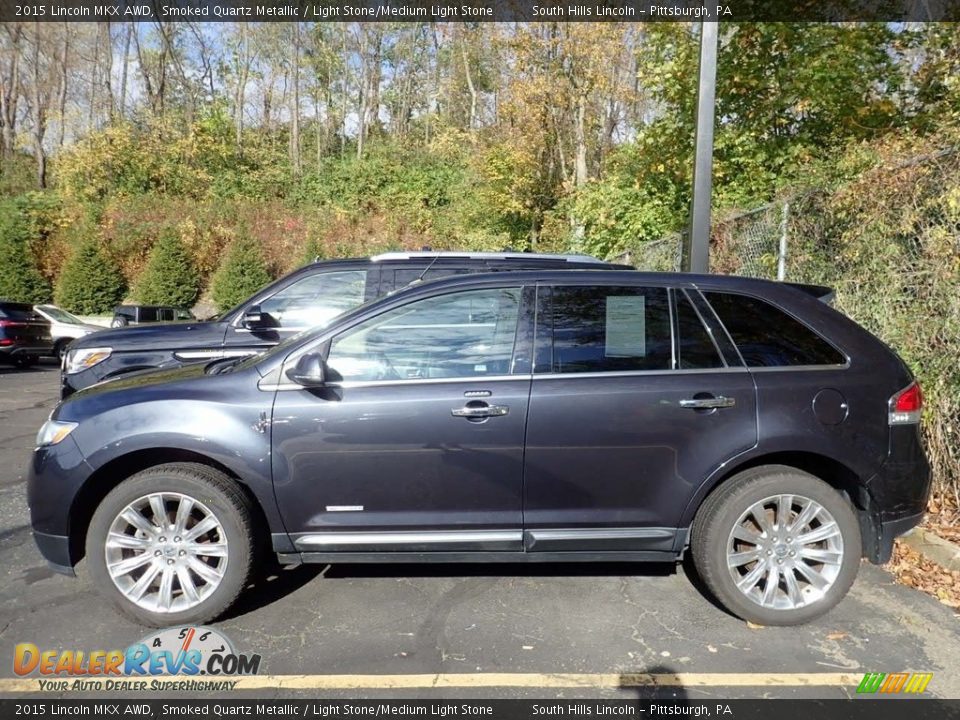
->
[139,307,159,322]
[0,303,41,321]
[327,287,522,382]
[260,270,367,330]
[549,286,671,373]
[704,292,845,367]
[676,293,724,369]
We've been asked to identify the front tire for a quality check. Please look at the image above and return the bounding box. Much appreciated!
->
[86,463,254,626]
[691,465,861,626]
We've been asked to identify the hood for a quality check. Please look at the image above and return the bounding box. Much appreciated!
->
[74,320,227,351]
[55,361,241,421]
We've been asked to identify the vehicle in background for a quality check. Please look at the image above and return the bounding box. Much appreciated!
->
[0,301,53,368]
[34,304,104,361]
[30,270,930,627]
[111,305,194,328]
[61,252,629,397]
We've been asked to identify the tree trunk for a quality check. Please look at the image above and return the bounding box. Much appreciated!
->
[1,24,24,161]
[31,23,47,188]
[234,22,249,148]
[57,23,68,148]
[289,22,302,177]
[119,21,132,117]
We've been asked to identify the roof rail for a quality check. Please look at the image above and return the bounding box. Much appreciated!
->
[370,251,606,263]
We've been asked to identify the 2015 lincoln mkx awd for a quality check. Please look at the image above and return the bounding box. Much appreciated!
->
[27,270,931,627]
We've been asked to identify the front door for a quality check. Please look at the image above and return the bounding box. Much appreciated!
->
[523,283,758,552]
[271,285,531,553]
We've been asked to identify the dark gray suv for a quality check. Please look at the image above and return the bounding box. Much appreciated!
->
[28,270,930,627]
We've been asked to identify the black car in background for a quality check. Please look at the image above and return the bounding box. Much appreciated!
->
[0,301,53,368]
[111,305,195,328]
[29,270,930,627]
[62,252,626,397]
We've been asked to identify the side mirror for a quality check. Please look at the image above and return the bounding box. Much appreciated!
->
[242,305,267,330]
[286,353,326,387]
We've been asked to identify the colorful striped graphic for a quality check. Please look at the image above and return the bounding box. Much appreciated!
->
[856,672,934,694]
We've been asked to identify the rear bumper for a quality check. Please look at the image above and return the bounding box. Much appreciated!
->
[0,344,53,357]
[874,511,925,564]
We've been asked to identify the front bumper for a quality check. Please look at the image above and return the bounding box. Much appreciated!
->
[33,531,75,576]
[27,435,94,573]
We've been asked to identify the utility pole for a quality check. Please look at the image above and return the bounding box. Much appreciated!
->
[683,21,718,274]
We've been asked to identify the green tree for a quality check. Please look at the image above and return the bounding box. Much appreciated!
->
[211,236,271,311]
[0,199,51,303]
[134,230,200,307]
[54,239,126,314]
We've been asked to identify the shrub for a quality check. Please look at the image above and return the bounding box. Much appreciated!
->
[54,239,126,314]
[133,230,200,308]
[0,198,52,303]
[211,236,272,311]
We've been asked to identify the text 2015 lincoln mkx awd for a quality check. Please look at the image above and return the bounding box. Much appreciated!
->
[28,270,930,626]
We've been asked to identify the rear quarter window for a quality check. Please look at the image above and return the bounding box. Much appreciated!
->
[704,291,845,367]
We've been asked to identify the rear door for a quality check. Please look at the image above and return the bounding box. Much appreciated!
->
[522,282,758,552]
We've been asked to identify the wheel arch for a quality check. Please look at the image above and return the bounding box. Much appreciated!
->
[67,448,273,567]
[680,451,876,552]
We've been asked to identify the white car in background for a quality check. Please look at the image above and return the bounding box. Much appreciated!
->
[33,304,103,361]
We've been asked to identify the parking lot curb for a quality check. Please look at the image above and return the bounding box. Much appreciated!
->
[901,526,960,572]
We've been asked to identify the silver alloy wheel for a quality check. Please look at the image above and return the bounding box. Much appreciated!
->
[104,492,229,613]
[726,494,844,610]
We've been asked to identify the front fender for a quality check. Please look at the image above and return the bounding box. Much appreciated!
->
[72,399,283,534]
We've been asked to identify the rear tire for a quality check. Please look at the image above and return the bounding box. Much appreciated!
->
[13,354,38,368]
[110,317,128,328]
[86,463,255,627]
[691,465,861,626]
[54,339,69,362]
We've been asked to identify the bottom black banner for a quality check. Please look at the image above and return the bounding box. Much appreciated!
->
[1,700,960,720]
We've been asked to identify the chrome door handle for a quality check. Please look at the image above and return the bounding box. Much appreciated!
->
[451,405,510,418]
[679,396,735,409]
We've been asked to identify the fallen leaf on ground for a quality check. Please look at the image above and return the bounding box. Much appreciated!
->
[746,621,765,629]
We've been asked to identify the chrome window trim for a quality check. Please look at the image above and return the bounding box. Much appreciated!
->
[748,363,850,373]
[262,373,528,392]
[371,251,604,263]
[531,367,751,381]
[678,288,728,368]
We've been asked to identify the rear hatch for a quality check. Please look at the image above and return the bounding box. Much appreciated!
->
[0,303,52,345]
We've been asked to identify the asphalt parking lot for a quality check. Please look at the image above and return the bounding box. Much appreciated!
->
[0,364,958,700]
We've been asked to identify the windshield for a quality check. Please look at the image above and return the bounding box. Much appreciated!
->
[37,305,83,324]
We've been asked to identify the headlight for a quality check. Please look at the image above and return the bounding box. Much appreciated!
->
[36,420,78,447]
[64,347,112,374]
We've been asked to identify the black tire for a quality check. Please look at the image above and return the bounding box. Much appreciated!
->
[54,339,69,362]
[110,317,128,328]
[13,354,38,368]
[691,465,861,626]
[85,463,255,626]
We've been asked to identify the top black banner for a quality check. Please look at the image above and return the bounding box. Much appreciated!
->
[1,0,959,22]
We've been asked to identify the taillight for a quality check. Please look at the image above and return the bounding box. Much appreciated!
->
[889,381,923,425]
[0,320,25,327]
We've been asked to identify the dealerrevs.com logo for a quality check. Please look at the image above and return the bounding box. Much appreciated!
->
[14,626,261,692]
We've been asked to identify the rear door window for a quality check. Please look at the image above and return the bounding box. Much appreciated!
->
[704,291,846,367]
[0,303,41,321]
[547,286,672,373]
